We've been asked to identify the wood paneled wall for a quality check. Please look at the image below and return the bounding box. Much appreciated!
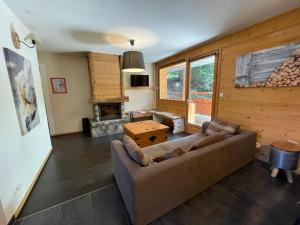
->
[88,52,122,100]
[155,7,300,146]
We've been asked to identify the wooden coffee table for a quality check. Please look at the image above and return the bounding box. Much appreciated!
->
[123,120,169,147]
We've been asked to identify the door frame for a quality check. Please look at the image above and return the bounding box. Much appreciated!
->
[185,49,221,133]
[39,64,56,135]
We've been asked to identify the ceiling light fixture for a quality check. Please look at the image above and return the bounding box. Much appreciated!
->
[122,39,145,73]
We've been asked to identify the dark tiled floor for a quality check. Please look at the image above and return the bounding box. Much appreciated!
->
[15,160,300,225]
[19,131,190,217]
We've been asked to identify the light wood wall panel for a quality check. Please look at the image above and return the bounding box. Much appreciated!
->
[88,52,122,100]
[156,99,187,117]
[155,7,300,148]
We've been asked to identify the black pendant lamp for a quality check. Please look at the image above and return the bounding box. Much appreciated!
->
[122,39,145,73]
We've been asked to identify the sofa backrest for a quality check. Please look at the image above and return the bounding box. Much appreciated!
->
[112,129,256,172]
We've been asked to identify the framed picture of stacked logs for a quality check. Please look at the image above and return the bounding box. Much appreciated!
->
[235,41,300,88]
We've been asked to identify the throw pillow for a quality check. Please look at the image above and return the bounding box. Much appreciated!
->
[189,132,227,151]
[205,118,240,135]
[123,135,152,167]
[153,147,186,162]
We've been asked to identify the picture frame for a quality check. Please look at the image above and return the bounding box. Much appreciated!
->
[235,41,300,88]
[3,48,40,135]
[51,78,67,94]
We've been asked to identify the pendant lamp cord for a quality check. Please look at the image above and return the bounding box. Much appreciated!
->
[129,39,134,51]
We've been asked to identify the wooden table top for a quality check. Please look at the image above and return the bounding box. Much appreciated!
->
[272,141,300,152]
[123,120,169,135]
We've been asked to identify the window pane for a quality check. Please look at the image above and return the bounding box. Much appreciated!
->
[188,55,215,126]
[159,62,186,100]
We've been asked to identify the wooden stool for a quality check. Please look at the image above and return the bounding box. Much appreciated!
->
[269,141,300,183]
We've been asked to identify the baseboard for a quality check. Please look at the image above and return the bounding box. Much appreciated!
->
[13,148,53,218]
[51,131,81,137]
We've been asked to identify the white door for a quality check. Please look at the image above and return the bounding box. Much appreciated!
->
[39,64,55,135]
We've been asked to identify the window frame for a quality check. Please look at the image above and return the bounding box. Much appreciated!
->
[158,59,187,102]
[186,51,220,127]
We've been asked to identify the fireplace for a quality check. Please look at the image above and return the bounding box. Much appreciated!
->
[93,103,124,121]
[90,102,127,137]
[99,103,122,121]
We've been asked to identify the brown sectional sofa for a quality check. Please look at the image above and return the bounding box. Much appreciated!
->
[111,123,256,225]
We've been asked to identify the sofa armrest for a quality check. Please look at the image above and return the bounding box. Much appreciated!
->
[111,140,140,222]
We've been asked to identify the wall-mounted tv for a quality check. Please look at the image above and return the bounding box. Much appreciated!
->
[131,75,149,87]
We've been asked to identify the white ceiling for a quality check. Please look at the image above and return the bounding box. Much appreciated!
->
[4,0,300,63]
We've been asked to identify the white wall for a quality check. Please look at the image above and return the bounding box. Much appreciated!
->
[123,63,156,111]
[38,52,93,135]
[0,0,52,222]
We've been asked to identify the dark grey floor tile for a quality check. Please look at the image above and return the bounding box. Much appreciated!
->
[198,208,225,225]
[90,184,132,225]
[148,218,164,225]
[13,219,23,225]
[185,192,217,220]
[22,206,59,225]
[68,216,91,225]
[160,204,200,225]
[216,175,244,194]
[57,194,91,225]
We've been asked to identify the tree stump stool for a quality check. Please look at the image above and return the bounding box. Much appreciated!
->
[269,141,300,183]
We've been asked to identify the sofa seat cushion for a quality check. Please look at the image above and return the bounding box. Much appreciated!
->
[123,135,153,167]
[205,118,240,135]
[143,133,204,160]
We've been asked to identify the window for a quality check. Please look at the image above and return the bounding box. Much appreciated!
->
[188,55,216,126]
[159,62,186,100]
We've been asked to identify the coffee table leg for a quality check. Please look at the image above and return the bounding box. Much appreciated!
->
[271,168,279,178]
[285,170,294,183]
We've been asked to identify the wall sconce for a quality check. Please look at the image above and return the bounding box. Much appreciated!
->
[11,32,43,49]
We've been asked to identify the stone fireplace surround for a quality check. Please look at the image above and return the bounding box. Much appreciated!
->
[90,102,128,137]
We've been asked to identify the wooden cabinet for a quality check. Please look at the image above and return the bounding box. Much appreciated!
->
[88,52,128,102]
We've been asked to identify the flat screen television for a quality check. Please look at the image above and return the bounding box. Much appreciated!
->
[131,75,149,87]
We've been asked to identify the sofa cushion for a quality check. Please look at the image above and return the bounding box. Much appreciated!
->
[123,135,152,167]
[205,118,240,135]
[153,147,186,162]
[201,121,211,134]
[143,133,204,160]
[189,132,227,151]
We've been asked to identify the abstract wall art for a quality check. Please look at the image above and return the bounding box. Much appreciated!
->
[3,48,40,135]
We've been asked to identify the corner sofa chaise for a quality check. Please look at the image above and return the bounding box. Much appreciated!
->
[111,122,256,225]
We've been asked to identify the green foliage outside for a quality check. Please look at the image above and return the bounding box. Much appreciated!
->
[167,70,184,91]
[190,63,214,92]
[165,63,214,100]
